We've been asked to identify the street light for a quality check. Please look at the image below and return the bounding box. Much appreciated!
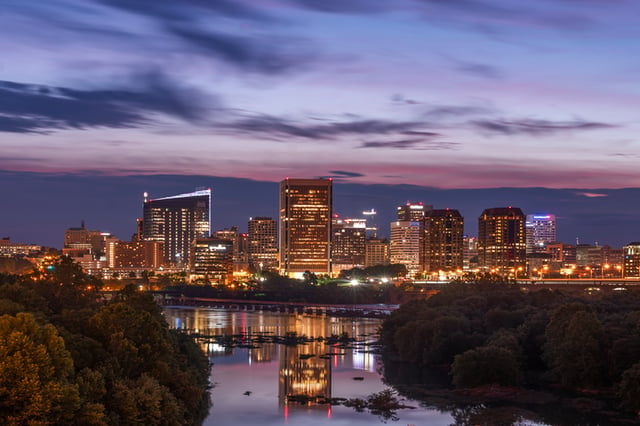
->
[586,266,593,279]
[516,266,523,281]
[603,264,610,279]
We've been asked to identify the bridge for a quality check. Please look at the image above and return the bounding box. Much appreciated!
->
[156,294,399,318]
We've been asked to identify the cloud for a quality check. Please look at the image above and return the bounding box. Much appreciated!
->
[415,0,595,32]
[169,26,315,74]
[359,139,458,150]
[576,192,608,198]
[284,0,391,13]
[0,75,212,133]
[329,170,365,177]
[423,104,495,119]
[472,118,615,136]
[97,0,316,75]
[99,0,274,23]
[225,114,434,140]
[391,93,421,105]
[454,61,503,79]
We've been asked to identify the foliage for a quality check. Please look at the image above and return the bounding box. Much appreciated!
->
[0,258,210,425]
[618,362,640,412]
[451,346,522,387]
[380,280,640,414]
[0,312,80,424]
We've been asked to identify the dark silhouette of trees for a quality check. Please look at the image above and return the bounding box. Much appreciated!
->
[0,258,210,425]
[380,280,640,414]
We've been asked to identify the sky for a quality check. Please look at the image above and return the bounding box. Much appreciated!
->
[1,0,640,247]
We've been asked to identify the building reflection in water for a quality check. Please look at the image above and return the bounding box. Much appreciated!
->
[164,308,379,417]
[279,341,331,407]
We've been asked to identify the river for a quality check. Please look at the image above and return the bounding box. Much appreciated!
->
[163,307,637,426]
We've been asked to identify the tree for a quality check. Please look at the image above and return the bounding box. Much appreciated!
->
[544,304,604,387]
[619,362,640,412]
[0,312,80,424]
[451,346,522,387]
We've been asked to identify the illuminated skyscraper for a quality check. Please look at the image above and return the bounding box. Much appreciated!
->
[421,209,464,274]
[478,207,526,273]
[396,202,432,221]
[142,188,211,266]
[525,214,556,254]
[189,238,233,284]
[331,217,366,272]
[623,242,640,278]
[390,220,421,276]
[365,238,390,267]
[248,217,278,271]
[279,178,332,277]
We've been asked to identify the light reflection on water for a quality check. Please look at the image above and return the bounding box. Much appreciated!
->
[163,307,453,426]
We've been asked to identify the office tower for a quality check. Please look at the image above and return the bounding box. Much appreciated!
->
[248,217,278,271]
[189,238,233,284]
[421,209,464,274]
[142,188,211,266]
[478,207,526,273]
[525,214,556,254]
[396,202,432,221]
[279,178,332,277]
[365,238,390,267]
[463,236,478,271]
[331,217,366,272]
[362,209,378,238]
[623,242,640,278]
[390,220,422,276]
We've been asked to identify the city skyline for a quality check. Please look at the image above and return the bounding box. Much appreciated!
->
[2,172,639,250]
[1,1,640,248]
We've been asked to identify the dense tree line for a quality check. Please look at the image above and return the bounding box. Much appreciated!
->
[380,281,640,413]
[0,257,210,425]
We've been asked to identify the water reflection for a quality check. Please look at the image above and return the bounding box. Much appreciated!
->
[279,342,331,406]
[163,307,446,426]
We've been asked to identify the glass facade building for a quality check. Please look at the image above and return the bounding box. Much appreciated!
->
[478,207,526,273]
[142,189,211,266]
[279,178,332,277]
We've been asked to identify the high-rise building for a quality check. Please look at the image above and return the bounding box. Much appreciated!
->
[213,227,250,273]
[396,202,432,221]
[525,214,556,254]
[142,189,211,266]
[248,217,278,271]
[279,178,332,277]
[463,236,478,271]
[421,209,464,274]
[478,207,526,273]
[331,217,366,272]
[365,238,390,267]
[189,237,233,284]
[390,220,422,276]
[623,242,640,278]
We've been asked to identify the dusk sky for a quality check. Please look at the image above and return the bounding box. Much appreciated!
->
[2,0,640,247]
